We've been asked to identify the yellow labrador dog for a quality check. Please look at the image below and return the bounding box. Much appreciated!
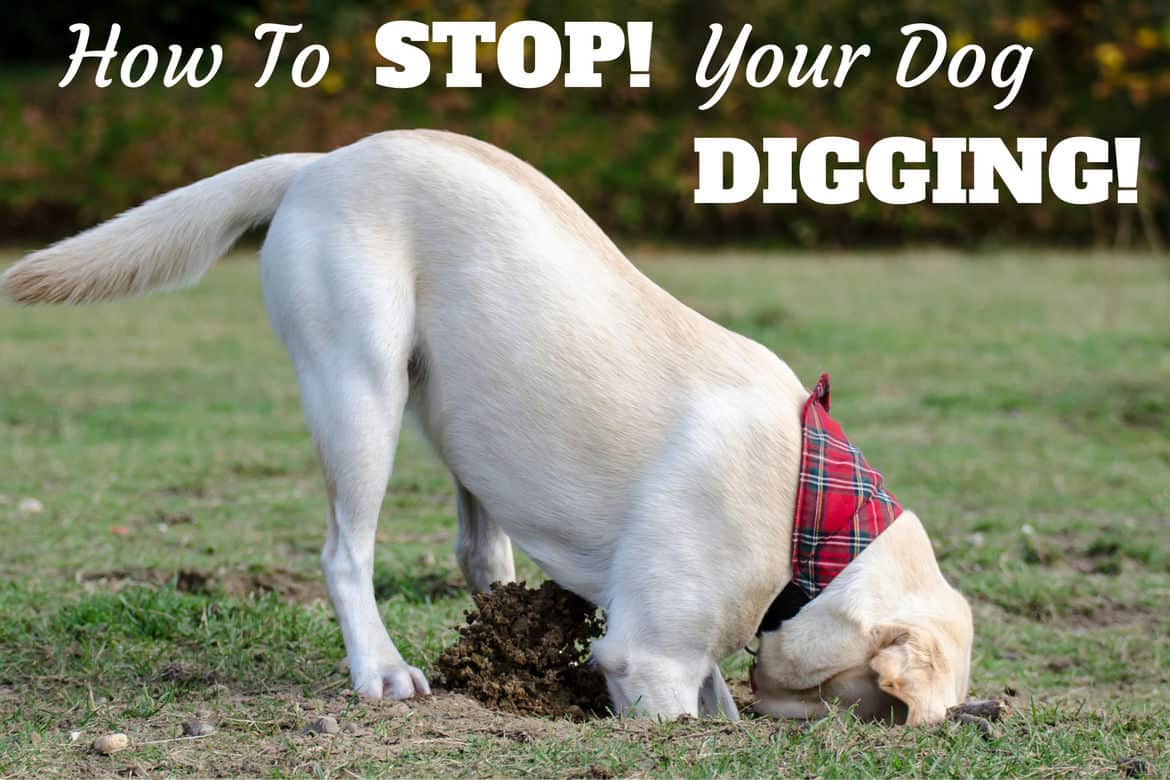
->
[1,130,971,724]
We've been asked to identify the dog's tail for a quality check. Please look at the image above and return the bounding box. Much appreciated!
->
[0,153,321,304]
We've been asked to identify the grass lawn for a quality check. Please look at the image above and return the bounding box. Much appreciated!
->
[1,249,1168,777]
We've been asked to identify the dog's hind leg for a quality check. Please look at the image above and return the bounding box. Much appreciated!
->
[302,361,431,700]
[454,482,515,592]
[263,225,428,699]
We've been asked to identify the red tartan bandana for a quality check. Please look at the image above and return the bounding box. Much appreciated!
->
[791,373,903,599]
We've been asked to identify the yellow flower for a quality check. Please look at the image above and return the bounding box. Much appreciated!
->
[1127,74,1150,105]
[1135,27,1159,49]
[1094,42,1125,71]
[949,31,972,52]
[1015,17,1043,42]
[319,71,345,96]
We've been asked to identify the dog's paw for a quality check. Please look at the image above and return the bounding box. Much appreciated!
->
[352,663,431,700]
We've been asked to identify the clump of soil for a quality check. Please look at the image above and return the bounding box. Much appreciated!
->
[435,581,609,719]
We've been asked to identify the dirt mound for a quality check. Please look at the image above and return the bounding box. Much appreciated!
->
[435,581,610,719]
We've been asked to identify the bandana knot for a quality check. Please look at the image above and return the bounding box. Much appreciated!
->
[790,373,902,599]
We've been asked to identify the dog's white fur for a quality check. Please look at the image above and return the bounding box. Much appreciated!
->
[1,130,972,722]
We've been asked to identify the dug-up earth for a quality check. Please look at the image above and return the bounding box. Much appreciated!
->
[435,581,611,719]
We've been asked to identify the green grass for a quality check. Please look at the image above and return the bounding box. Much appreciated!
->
[1,250,1168,777]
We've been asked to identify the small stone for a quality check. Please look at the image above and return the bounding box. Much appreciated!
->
[180,720,215,737]
[18,497,43,514]
[69,731,81,742]
[333,659,350,676]
[341,722,368,736]
[92,733,130,755]
[307,716,340,735]
[1118,757,1151,778]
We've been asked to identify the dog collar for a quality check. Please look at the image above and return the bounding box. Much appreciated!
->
[756,373,903,635]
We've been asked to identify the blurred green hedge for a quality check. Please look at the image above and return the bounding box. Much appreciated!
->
[1,0,1166,247]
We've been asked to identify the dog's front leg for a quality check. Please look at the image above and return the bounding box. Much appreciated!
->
[699,668,740,720]
[591,596,714,719]
[592,640,707,718]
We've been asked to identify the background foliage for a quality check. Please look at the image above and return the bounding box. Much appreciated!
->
[0,0,1167,246]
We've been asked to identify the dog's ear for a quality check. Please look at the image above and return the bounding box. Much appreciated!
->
[869,623,948,725]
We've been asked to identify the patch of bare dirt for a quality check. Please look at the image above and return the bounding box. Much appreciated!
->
[435,581,610,719]
[972,590,1160,629]
[1019,530,1138,576]
[69,685,791,778]
[53,688,596,778]
[77,567,326,604]
[1054,597,1160,630]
